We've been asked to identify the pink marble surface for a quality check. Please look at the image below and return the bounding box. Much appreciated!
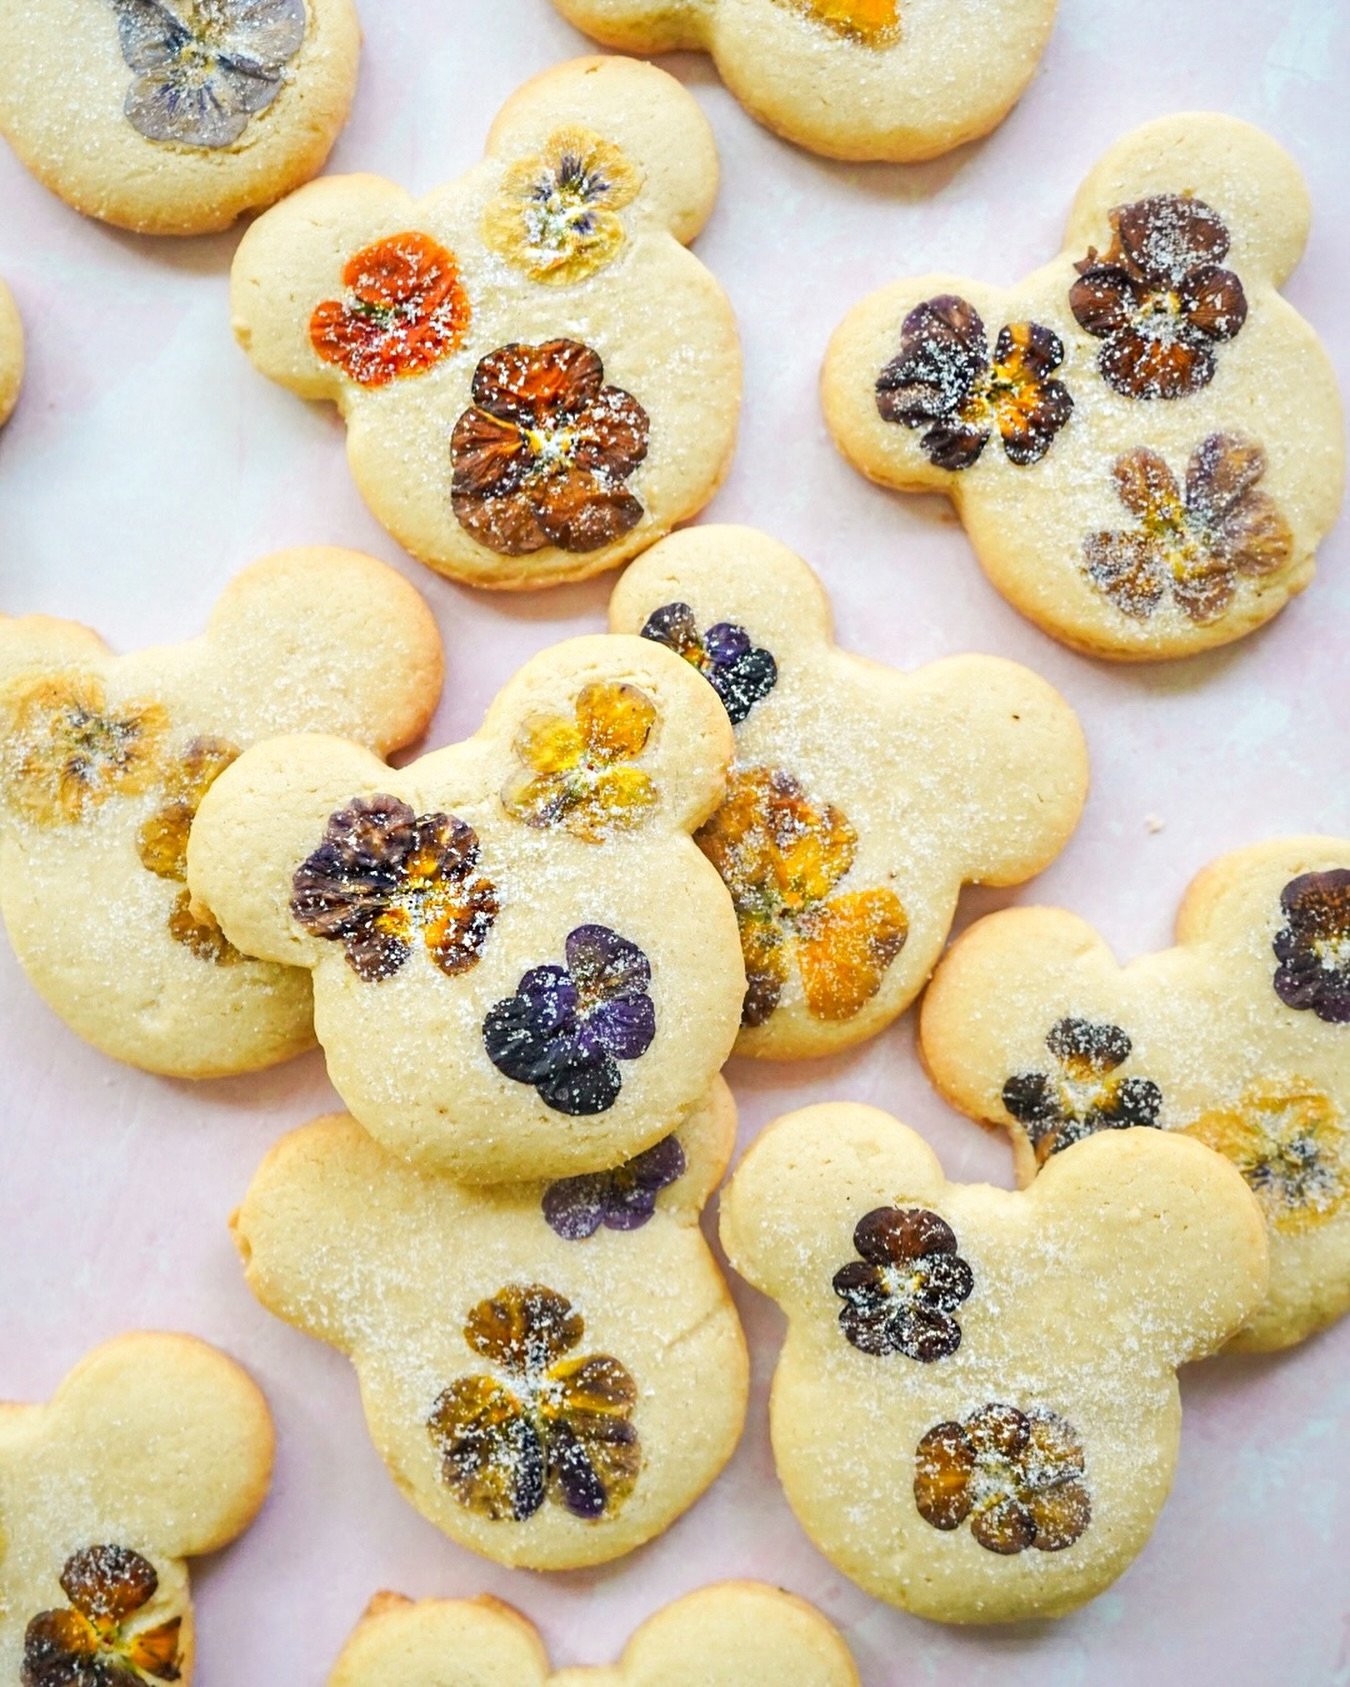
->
[1,1,1348,1681]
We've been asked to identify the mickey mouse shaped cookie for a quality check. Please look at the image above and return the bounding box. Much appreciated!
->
[921,837,1350,1351]
[0,275,21,426]
[230,57,740,590]
[189,633,743,1181]
[824,115,1346,660]
[720,1103,1267,1623]
[234,1082,747,1568]
[0,0,360,235]
[1,1334,274,1684]
[0,550,441,1078]
[610,527,1088,1058]
[550,0,1057,164]
[328,1582,859,1686]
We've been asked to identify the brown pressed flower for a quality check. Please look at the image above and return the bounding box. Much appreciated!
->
[1272,869,1350,1025]
[914,1404,1091,1555]
[3,676,168,828]
[1069,194,1247,400]
[1002,1017,1162,1166]
[427,1283,640,1523]
[832,1207,974,1361]
[291,794,500,982]
[450,339,650,556]
[1082,434,1293,623]
[875,295,1073,471]
[697,767,907,1028]
[309,232,471,387]
[1183,1084,1349,1236]
[137,735,242,964]
[501,680,658,842]
[22,1544,183,1685]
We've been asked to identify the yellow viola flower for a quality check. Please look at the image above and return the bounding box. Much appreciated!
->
[1183,1084,1350,1235]
[3,674,168,827]
[483,127,642,286]
[697,766,908,1026]
[502,680,658,842]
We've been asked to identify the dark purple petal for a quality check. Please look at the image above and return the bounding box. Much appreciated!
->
[628,1134,686,1192]
[534,1043,623,1116]
[542,1175,608,1240]
[710,646,778,726]
[588,991,656,1060]
[602,1186,660,1230]
[1046,1017,1132,1073]
[484,993,558,1085]
[640,602,701,659]
[518,964,579,1035]
[914,1251,976,1314]
[704,622,752,664]
[1002,1071,1057,1128]
[566,924,651,999]
[1109,1077,1164,1128]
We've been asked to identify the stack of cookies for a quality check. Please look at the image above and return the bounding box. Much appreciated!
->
[0,4,1344,1682]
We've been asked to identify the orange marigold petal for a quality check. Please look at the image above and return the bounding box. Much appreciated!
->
[126,1616,184,1679]
[796,888,908,1021]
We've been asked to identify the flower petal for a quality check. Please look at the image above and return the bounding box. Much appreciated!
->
[640,602,702,662]
[427,1375,545,1521]
[1068,265,1139,338]
[1113,448,1181,518]
[1082,529,1168,620]
[570,389,651,479]
[531,467,646,554]
[464,1284,583,1373]
[1027,1481,1092,1551]
[471,339,604,425]
[971,1494,1037,1555]
[589,993,656,1061]
[875,295,988,428]
[575,682,657,763]
[1099,327,1215,401]
[1114,194,1231,285]
[535,1043,623,1116]
[913,1421,975,1530]
[796,888,908,1021]
[542,1174,608,1240]
[853,1205,957,1265]
[920,420,991,472]
[126,1616,184,1680]
[60,1546,158,1627]
[1046,1017,1132,1076]
[1179,265,1248,343]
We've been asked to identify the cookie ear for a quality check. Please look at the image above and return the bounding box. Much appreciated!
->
[482,634,734,834]
[1175,834,1349,946]
[0,615,111,692]
[1032,1130,1269,1358]
[920,907,1116,1140]
[822,276,1013,496]
[327,1593,548,1687]
[233,1116,395,1349]
[485,57,718,244]
[619,1584,859,1687]
[42,1335,274,1557]
[1065,114,1312,289]
[609,525,833,664]
[907,656,1088,883]
[720,1103,948,1309]
[551,0,703,54]
[186,733,392,968]
[231,173,416,401]
[193,550,442,753]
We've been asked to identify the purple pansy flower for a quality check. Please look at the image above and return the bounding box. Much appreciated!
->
[113,0,307,150]
[483,924,656,1115]
[542,1135,687,1239]
[640,601,778,726]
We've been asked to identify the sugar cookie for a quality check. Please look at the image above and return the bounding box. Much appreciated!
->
[0,275,21,426]
[328,1581,859,1686]
[720,1103,1266,1623]
[230,57,740,589]
[0,0,361,236]
[823,115,1346,660]
[550,0,1057,164]
[609,526,1088,1058]
[1,1334,274,1684]
[188,633,742,1179]
[234,1083,747,1569]
[0,549,441,1077]
[920,837,1350,1351]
